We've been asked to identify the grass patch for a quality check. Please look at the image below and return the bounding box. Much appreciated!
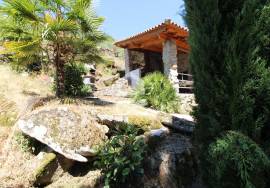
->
[14,132,44,154]
[0,95,18,126]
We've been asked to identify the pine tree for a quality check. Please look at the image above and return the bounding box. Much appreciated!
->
[184,0,270,187]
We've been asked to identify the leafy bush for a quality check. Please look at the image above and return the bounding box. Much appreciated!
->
[133,72,179,113]
[63,63,90,97]
[95,123,146,188]
[53,63,92,97]
[206,131,270,188]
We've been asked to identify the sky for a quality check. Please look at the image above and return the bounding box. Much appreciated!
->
[0,0,186,40]
[94,0,186,40]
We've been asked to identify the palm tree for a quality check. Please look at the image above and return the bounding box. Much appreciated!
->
[0,0,106,97]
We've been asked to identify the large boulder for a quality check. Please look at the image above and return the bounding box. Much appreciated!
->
[17,106,109,162]
[142,132,198,188]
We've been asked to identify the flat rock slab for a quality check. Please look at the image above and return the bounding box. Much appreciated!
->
[17,106,109,162]
[162,114,195,135]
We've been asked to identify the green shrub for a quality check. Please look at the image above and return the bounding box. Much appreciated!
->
[95,123,146,188]
[206,131,270,188]
[52,63,92,97]
[133,72,179,113]
[63,63,91,97]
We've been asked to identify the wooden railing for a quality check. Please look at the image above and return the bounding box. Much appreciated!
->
[178,73,193,81]
[178,73,193,93]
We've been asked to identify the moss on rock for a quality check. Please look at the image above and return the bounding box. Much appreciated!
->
[34,153,57,186]
[128,115,163,131]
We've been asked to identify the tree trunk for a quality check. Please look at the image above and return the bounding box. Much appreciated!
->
[55,43,65,97]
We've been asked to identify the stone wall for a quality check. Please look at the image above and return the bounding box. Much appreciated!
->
[130,50,145,70]
[124,49,145,76]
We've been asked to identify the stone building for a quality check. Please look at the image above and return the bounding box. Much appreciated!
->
[115,19,192,93]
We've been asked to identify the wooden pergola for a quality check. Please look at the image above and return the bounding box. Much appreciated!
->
[115,19,189,54]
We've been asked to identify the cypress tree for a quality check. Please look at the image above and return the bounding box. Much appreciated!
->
[184,0,270,187]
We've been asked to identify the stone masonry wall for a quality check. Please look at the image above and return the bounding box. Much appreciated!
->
[162,40,179,92]
[124,49,145,76]
[162,40,178,76]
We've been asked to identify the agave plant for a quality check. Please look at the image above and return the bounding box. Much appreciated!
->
[0,0,106,97]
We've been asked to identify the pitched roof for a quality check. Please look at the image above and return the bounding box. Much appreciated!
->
[115,19,189,53]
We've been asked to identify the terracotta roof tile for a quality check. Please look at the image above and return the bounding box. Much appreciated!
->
[115,19,188,46]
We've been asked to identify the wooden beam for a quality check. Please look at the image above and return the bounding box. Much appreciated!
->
[159,33,189,52]
[129,46,162,53]
[115,26,167,47]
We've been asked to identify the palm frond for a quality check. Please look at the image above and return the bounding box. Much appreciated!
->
[68,0,92,12]
[3,0,39,22]
[1,40,41,57]
[48,18,79,34]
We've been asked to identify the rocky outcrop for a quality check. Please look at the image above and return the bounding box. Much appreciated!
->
[17,106,109,162]
[47,169,102,188]
[99,74,120,87]
[143,131,197,188]
[95,78,130,98]
[179,94,196,114]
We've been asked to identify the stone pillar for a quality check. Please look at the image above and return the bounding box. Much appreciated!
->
[162,40,178,76]
[124,49,131,77]
[162,40,179,92]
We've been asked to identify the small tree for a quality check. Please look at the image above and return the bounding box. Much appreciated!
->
[0,0,105,97]
[184,0,270,187]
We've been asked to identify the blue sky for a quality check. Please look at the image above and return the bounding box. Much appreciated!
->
[95,0,186,40]
[0,0,185,40]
